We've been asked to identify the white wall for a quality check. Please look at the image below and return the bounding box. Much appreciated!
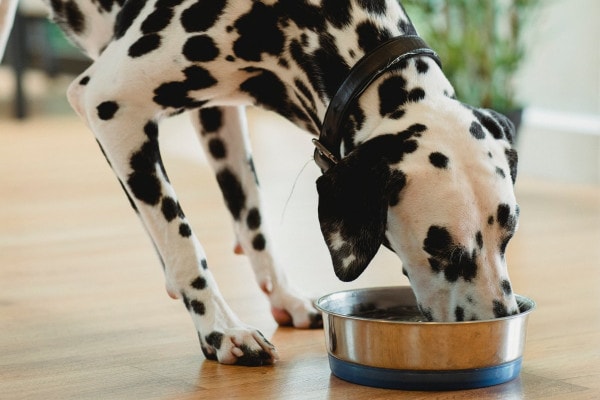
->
[515,0,600,184]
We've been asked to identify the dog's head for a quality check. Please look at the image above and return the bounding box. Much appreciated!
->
[316,102,520,321]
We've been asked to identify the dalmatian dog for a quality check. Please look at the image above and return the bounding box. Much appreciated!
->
[0,0,521,366]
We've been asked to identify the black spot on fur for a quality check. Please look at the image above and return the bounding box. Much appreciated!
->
[233,2,284,61]
[415,58,429,73]
[216,168,246,220]
[182,66,218,90]
[190,299,206,315]
[505,148,518,183]
[128,34,161,57]
[488,215,494,225]
[97,101,119,120]
[322,0,352,28]
[96,0,117,13]
[499,233,513,256]
[470,121,486,139]
[63,0,85,34]
[115,0,146,39]
[397,12,417,35]
[141,8,173,34]
[156,0,185,8]
[240,69,300,122]
[183,35,220,62]
[180,0,227,33]
[129,139,159,175]
[128,173,161,206]
[378,75,407,116]
[389,109,405,119]
[501,279,512,295]
[246,208,261,230]
[342,126,421,170]
[294,78,316,111]
[473,109,514,142]
[179,223,192,237]
[356,21,392,53]
[408,87,425,102]
[153,82,193,109]
[387,169,406,207]
[79,76,90,85]
[455,306,465,321]
[199,107,223,134]
[277,1,323,31]
[493,300,509,318]
[475,231,483,249]
[144,120,159,140]
[420,306,433,322]
[377,78,425,117]
[161,196,181,222]
[423,226,478,282]
[405,123,428,135]
[50,0,63,15]
[357,0,387,14]
[201,259,208,270]
[252,234,266,251]
[312,33,350,100]
[497,204,512,229]
[153,67,216,109]
[208,138,226,159]
[191,276,207,290]
[496,167,506,178]
[429,152,449,169]
[205,331,224,349]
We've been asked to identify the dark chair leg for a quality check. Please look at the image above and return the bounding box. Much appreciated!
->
[6,11,27,119]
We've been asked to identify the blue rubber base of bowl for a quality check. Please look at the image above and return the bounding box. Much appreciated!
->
[328,355,522,391]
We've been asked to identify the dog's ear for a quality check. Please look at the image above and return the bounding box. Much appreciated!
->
[316,150,391,282]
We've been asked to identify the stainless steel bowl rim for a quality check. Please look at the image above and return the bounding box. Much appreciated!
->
[315,286,536,324]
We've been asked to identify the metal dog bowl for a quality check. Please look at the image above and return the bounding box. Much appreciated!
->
[315,286,535,390]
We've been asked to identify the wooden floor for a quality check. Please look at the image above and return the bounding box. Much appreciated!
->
[1,95,599,398]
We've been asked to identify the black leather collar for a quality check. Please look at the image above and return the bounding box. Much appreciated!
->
[313,35,441,171]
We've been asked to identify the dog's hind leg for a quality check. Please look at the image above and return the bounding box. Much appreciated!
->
[191,106,322,329]
[67,71,278,366]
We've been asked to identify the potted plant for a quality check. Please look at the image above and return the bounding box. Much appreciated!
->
[402,0,539,131]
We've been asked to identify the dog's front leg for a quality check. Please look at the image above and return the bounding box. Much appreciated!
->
[191,106,322,329]
[67,74,277,366]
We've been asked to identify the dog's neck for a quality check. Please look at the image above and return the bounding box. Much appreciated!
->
[313,36,442,172]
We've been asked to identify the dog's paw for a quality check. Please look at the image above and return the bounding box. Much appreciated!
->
[199,328,279,366]
[261,281,323,329]
[270,304,322,329]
